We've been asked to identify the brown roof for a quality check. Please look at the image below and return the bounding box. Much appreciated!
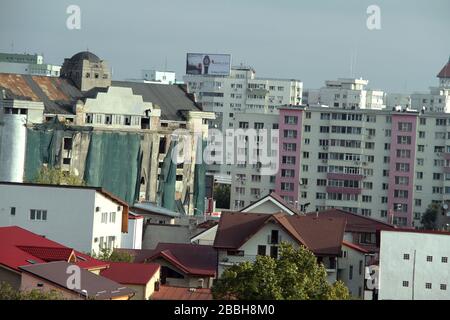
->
[118,243,217,277]
[213,212,346,256]
[306,209,395,233]
[152,286,212,300]
[0,73,83,115]
[437,59,450,78]
[19,261,135,300]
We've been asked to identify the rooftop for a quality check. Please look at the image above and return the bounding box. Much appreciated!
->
[0,226,108,272]
[20,261,135,300]
[121,243,217,277]
[152,285,212,300]
[100,262,160,285]
[214,212,346,256]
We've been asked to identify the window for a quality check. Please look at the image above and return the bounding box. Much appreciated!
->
[109,212,116,223]
[441,284,447,291]
[101,212,108,224]
[425,283,432,289]
[30,209,47,221]
[227,250,244,256]
[257,245,266,256]
[105,114,112,125]
[270,230,279,244]
[349,265,353,280]
[63,137,73,150]
[442,257,448,263]
[284,116,298,125]
[359,260,363,275]
[239,122,249,129]
[403,254,410,260]
[403,281,409,287]
[270,246,278,259]
[10,207,16,216]
[426,256,433,262]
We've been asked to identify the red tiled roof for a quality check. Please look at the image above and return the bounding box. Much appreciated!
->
[306,209,395,233]
[213,212,346,256]
[437,60,450,78]
[152,286,212,300]
[100,262,160,285]
[17,246,74,262]
[342,241,370,254]
[0,226,108,272]
[147,243,217,277]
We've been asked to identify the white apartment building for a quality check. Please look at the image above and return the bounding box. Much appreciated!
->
[411,57,450,113]
[184,65,302,180]
[379,229,450,300]
[0,182,129,254]
[385,93,411,109]
[0,52,61,77]
[303,78,386,110]
[141,70,176,84]
[229,112,279,210]
[273,105,450,229]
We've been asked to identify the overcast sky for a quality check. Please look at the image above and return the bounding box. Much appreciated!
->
[0,0,449,93]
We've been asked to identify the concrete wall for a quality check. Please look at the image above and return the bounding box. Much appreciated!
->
[379,230,450,300]
[0,266,21,290]
[0,185,123,254]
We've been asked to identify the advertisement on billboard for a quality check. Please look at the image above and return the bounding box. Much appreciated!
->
[186,53,231,76]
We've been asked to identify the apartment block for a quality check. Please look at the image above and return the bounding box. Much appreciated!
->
[184,65,302,181]
[275,105,450,228]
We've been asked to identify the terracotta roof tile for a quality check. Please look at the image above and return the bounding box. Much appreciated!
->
[152,286,212,300]
[100,262,160,285]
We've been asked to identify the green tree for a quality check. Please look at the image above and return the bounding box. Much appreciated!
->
[421,203,439,229]
[214,184,230,209]
[0,282,63,300]
[32,166,85,186]
[92,248,134,263]
[212,243,350,300]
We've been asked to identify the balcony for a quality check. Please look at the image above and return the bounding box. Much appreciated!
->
[327,173,364,181]
[326,186,362,195]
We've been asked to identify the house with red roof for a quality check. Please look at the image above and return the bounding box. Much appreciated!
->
[0,182,129,254]
[100,262,160,300]
[0,226,109,290]
[118,243,217,289]
[19,261,135,300]
[214,211,346,283]
[152,285,212,300]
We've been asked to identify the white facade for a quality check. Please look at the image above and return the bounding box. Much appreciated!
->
[411,87,450,113]
[0,183,126,254]
[304,78,386,110]
[217,221,338,283]
[228,112,279,209]
[82,86,160,129]
[385,93,411,109]
[0,53,60,77]
[379,230,450,300]
[338,243,369,299]
[121,214,143,249]
[141,70,176,85]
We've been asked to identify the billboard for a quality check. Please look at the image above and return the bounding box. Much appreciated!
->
[186,53,231,76]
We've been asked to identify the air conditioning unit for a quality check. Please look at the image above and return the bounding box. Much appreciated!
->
[323,146,328,151]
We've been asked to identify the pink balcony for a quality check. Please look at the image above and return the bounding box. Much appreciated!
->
[326,187,362,195]
[326,173,364,181]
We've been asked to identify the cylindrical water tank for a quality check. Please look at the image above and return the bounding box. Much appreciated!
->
[0,114,27,182]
